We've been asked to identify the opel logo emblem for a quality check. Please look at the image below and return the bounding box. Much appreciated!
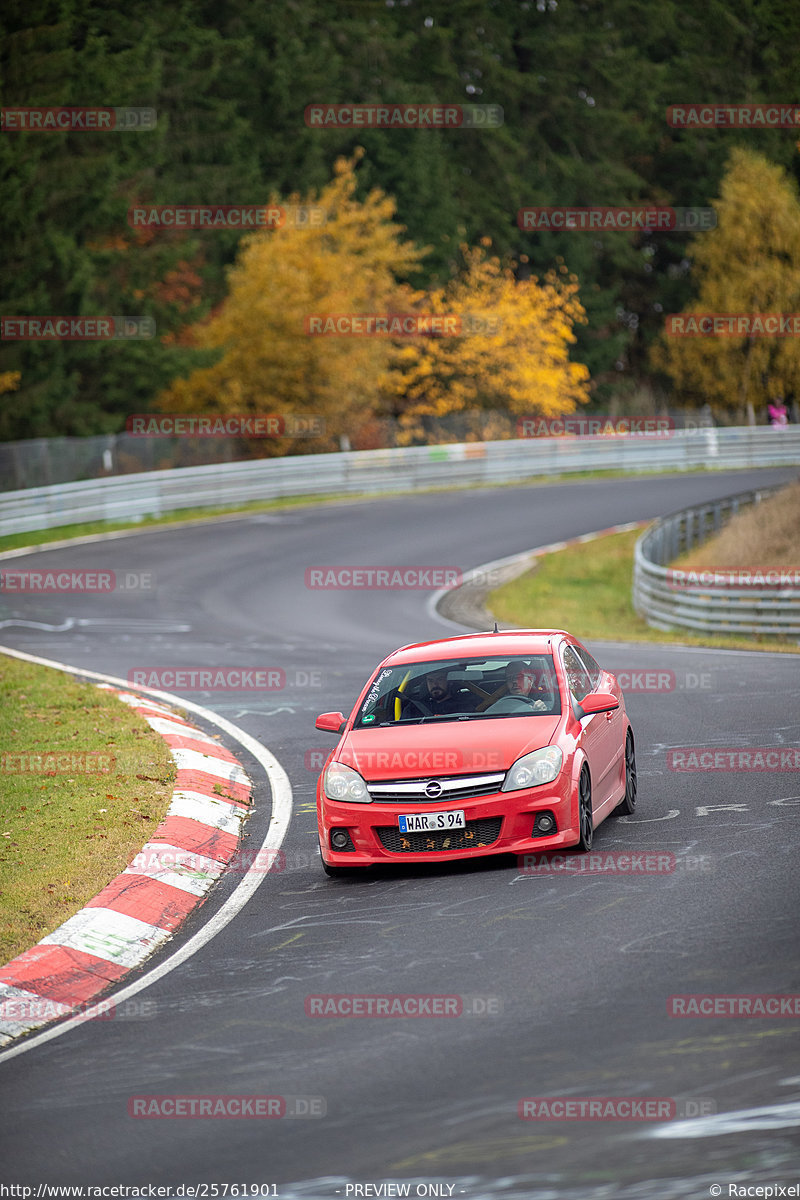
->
[425,780,443,798]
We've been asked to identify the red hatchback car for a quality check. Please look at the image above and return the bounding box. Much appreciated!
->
[314,629,637,875]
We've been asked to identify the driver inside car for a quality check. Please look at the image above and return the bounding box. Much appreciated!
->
[403,669,477,718]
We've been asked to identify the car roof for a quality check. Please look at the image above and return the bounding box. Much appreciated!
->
[382,630,573,666]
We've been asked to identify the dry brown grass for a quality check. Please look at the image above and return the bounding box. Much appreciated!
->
[677,479,800,569]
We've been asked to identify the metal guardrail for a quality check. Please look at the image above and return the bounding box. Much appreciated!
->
[0,425,798,539]
[633,486,800,636]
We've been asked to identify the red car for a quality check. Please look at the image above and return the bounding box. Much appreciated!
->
[315,629,637,875]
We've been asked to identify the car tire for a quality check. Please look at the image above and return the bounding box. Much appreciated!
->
[574,765,593,852]
[613,729,637,816]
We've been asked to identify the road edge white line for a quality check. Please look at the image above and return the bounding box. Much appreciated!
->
[0,644,293,1066]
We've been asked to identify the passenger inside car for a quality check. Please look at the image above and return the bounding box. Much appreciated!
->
[480,658,556,714]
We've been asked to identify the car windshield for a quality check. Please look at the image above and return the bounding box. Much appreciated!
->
[353,655,561,727]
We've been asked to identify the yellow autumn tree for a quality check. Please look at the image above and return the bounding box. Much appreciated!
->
[159,150,426,452]
[383,242,590,444]
[652,148,800,420]
[0,372,21,395]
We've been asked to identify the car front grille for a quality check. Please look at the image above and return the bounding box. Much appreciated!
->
[376,817,503,854]
[367,772,506,803]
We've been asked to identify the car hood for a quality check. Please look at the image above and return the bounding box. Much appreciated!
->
[337,717,562,781]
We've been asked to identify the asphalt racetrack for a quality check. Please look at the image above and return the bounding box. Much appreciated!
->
[1,467,799,1198]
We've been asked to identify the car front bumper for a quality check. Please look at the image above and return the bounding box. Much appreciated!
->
[318,776,578,866]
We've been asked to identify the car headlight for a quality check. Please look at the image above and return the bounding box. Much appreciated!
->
[323,761,371,803]
[502,746,563,791]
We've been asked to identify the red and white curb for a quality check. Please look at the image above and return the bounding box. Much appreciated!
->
[0,687,253,1047]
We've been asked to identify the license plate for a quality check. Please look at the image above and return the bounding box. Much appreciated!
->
[398,810,465,833]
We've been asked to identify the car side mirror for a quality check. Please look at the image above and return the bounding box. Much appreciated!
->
[577,691,619,717]
[315,711,346,734]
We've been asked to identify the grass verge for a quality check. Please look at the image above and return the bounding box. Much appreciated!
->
[488,527,800,653]
[0,655,176,964]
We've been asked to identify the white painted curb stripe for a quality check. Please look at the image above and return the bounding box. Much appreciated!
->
[166,792,244,835]
[169,746,249,785]
[101,689,181,718]
[125,843,226,895]
[0,645,293,1064]
[0,984,74,1039]
[144,716,221,745]
[39,907,173,968]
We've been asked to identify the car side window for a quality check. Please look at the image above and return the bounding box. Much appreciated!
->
[563,646,593,703]
[575,646,601,689]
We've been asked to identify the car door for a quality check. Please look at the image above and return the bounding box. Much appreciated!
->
[576,644,625,803]
[563,645,617,809]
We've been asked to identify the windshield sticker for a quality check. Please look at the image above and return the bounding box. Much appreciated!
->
[362,668,393,713]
